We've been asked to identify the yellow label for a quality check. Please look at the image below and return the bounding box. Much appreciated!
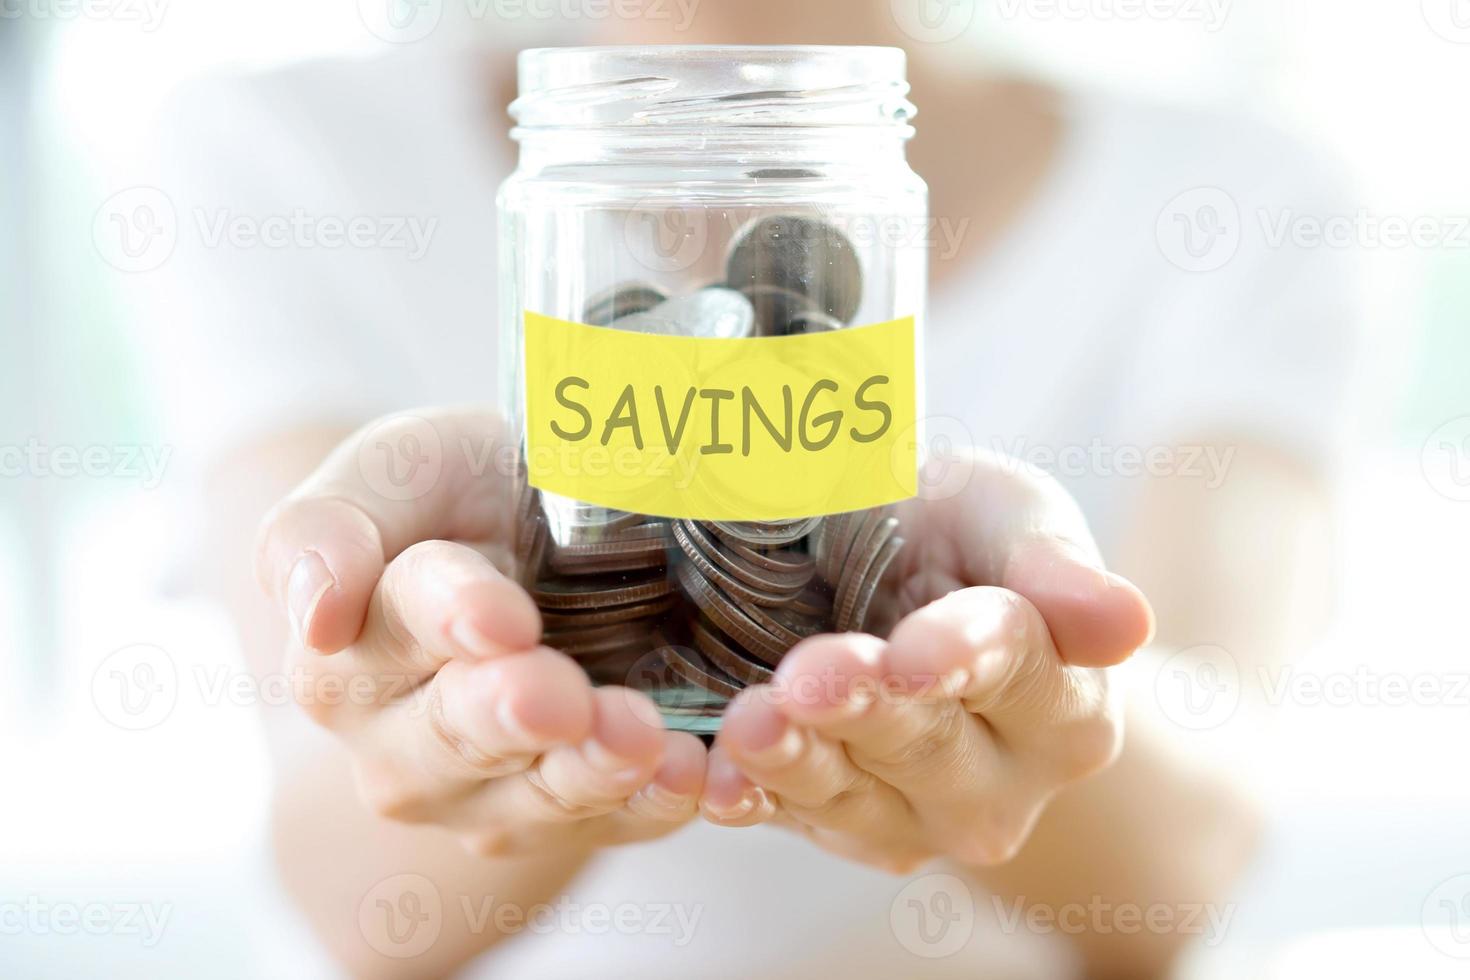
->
[523,312,917,520]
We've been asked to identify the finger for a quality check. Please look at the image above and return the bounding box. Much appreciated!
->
[771,630,1001,804]
[460,731,707,858]
[916,452,1155,667]
[720,687,924,863]
[358,539,540,676]
[699,745,777,828]
[446,686,667,827]
[350,647,595,821]
[255,410,513,653]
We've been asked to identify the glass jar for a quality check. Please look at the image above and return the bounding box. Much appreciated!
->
[498,45,927,733]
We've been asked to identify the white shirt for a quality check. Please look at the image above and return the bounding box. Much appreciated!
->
[137,46,1360,978]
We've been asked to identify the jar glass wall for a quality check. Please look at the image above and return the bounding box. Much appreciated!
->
[498,46,927,732]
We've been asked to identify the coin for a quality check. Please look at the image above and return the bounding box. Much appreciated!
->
[672,521,799,607]
[583,282,667,326]
[539,592,678,630]
[709,517,821,549]
[612,287,755,340]
[787,310,843,334]
[546,620,657,658]
[548,503,647,538]
[692,617,775,687]
[677,520,814,594]
[548,520,675,574]
[660,641,744,699]
[676,561,789,665]
[834,516,898,631]
[734,283,820,336]
[548,548,667,576]
[843,533,904,633]
[726,214,863,325]
[531,573,674,611]
[790,583,834,619]
[813,509,868,584]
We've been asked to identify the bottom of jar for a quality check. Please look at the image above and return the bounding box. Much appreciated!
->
[642,681,729,734]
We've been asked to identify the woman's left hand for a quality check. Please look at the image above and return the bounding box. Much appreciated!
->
[701,453,1155,873]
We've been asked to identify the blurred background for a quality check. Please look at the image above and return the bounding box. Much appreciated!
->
[2,0,1468,976]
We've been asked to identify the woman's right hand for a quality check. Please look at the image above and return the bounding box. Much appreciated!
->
[254,409,707,857]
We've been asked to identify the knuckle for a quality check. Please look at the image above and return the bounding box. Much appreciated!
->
[521,769,600,821]
[796,782,868,823]
[861,709,966,778]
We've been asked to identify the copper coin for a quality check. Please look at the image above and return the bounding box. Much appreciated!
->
[672,522,797,608]
[818,509,883,586]
[676,561,789,665]
[835,517,898,631]
[660,641,744,699]
[692,617,775,687]
[532,573,674,611]
[548,548,668,576]
[678,520,812,595]
[790,583,834,620]
[844,533,904,634]
[540,592,678,630]
[546,620,656,658]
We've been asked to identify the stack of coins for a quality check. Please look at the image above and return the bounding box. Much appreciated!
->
[515,214,903,709]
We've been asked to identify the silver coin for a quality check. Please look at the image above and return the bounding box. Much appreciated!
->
[583,282,667,326]
[710,517,821,549]
[787,310,843,334]
[612,287,755,340]
[726,214,863,325]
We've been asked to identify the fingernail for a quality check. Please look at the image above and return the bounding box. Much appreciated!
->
[495,697,535,746]
[705,786,769,822]
[287,552,334,648]
[581,738,644,781]
[742,724,804,768]
[631,781,691,815]
[450,615,499,659]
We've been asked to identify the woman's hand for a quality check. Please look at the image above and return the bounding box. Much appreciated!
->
[254,410,706,858]
[704,454,1155,873]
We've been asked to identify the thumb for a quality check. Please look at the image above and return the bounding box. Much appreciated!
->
[1001,534,1154,668]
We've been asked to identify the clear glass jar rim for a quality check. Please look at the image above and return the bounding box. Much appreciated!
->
[512,44,913,133]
